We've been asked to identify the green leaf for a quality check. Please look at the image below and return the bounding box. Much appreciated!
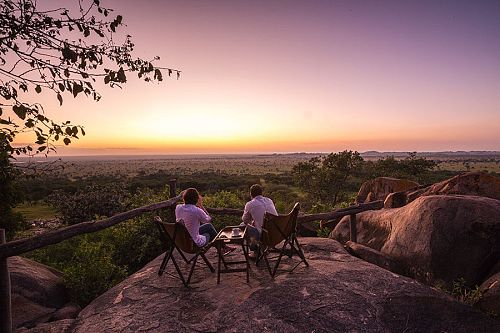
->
[65,127,72,135]
[59,83,65,92]
[35,85,41,93]
[57,93,63,106]
[63,138,71,145]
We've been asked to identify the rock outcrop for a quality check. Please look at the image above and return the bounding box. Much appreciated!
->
[478,272,500,316]
[9,256,79,329]
[410,172,500,202]
[22,238,500,332]
[356,177,419,203]
[331,195,500,286]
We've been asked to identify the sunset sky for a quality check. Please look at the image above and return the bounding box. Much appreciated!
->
[16,0,500,154]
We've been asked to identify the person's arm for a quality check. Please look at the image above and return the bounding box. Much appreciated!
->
[268,199,278,215]
[197,194,211,224]
[242,202,253,225]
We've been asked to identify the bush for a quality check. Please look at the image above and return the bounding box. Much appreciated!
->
[46,184,130,225]
[28,233,127,306]
[62,237,128,305]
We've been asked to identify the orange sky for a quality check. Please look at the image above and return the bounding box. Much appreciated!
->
[13,0,500,155]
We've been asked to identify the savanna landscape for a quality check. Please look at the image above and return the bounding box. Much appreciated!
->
[1,0,500,332]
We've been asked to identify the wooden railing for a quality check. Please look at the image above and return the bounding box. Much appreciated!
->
[0,181,383,333]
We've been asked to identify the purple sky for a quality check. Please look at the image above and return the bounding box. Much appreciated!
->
[24,0,500,154]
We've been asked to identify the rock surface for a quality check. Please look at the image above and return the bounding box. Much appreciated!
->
[407,171,500,203]
[22,238,500,333]
[331,195,500,286]
[478,272,500,316]
[9,256,71,329]
[345,241,400,273]
[356,177,419,203]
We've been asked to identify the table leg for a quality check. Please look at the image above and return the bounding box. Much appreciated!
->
[241,242,250,283]
[216,242,222,284]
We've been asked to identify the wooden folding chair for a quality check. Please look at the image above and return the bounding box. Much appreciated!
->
[256,202,309,278]
[154,217,215,287]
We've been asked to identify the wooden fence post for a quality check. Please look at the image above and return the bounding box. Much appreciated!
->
[0,229,12,333]
[169,179,177,199]
[349,214,357,243]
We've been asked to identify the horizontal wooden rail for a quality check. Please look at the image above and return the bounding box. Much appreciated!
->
[0,198,383,259]
[297,200,383,225]
[0,196,182,259]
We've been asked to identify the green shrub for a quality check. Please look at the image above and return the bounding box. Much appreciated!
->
[451,277,482,306]
[62,237,127,306]
[27,234,127,306]
[46,184,130,225]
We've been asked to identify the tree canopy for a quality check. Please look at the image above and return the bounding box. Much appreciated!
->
[0,0,179,157]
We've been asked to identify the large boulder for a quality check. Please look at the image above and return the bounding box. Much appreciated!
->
[344,241,401,273]
[331,195,500,287]
[8,256,76,329]
[356,177,419,203]
[478,272,500,316]
[407,172,500,203]
[22,238,500,332]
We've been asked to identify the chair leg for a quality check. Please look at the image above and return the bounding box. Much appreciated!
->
[185,254,199,287]
[293,236,309,267]
[166,251,187,286]
[256,245,265,266]
[158,248,173,276]
[271,239,290,277]
[200,252,215,273]
[262,251,272,276]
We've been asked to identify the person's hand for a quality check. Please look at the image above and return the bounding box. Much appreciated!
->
[197,194,203,207]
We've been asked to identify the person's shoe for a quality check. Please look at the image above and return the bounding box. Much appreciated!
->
[222,246,236,255]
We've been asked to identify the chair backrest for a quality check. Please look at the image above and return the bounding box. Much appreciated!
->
[155,219,198,254]
[261,202,300,248]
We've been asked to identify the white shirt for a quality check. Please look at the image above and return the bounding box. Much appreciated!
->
[242,195,278,233]
[175,204,212,247]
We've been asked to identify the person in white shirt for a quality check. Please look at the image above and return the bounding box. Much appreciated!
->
[175,188,234,254]
[241,184,278,258]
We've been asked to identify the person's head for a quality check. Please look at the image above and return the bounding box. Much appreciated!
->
[183,188,199,205]
[250,184,263,198]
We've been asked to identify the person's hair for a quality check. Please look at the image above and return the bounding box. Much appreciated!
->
[183,188,199,205]
[250,184,263,198]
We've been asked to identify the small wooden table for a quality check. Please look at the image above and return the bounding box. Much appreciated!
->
[214,225,250,284]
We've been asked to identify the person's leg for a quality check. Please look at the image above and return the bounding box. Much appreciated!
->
[245,225,260,251]
[199,223,217,242]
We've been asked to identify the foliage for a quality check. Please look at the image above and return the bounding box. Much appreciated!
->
[0,0,178,157]
[362,152,437,184]
[315,223,331,238]
[0,136,26,239]
[451,277,483,306]
[203,190,246,230]
[46,183,130,224]
[434,277,483,306]
[61,237,128,306]
[27,187,173,306]
[292,150,364,207]
[28,232,127,306]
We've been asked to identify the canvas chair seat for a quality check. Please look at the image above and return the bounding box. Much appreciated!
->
[257,202,309,277]
[154,216,214,287]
